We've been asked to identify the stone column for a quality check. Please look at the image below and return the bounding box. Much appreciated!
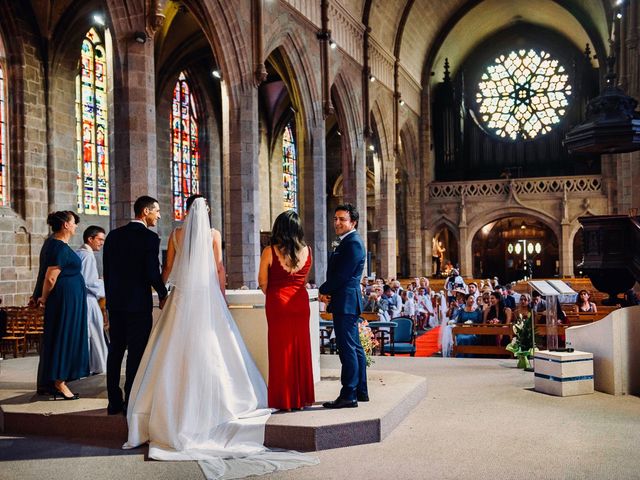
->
[112,39,158,226]
[459,226,470,278]
[343,134,369,272]
[225,84,261,288]
[559,222,574,277]
[423,228,433,276]
[302,122,328,285]
[377,154,396,279]
[406,176,423,276]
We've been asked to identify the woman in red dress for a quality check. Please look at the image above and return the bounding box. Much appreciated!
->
[258,210,315,410]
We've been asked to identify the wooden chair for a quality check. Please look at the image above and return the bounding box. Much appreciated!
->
[1,314,27,358]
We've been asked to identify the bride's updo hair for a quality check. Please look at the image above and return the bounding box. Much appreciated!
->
[270,210,306,269]
[186,194,205,212]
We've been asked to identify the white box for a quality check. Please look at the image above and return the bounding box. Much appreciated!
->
[534,350,594,396]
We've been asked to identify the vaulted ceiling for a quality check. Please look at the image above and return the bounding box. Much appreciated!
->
[340,0,611,84]
[26,0,613,88]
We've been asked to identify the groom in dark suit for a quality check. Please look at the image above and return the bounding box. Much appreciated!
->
[103,196,168,415]
[319,203,368,408]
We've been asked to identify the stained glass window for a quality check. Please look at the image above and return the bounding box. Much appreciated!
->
[476,49,571,140]
[76,28,109,215]
[171,72,200,221]
[0,62,7,206]
[282,122,297,211]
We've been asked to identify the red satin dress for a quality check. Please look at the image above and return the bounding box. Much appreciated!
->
[265,246,315,410]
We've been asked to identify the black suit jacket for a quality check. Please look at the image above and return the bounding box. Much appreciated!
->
[103,222,167,313]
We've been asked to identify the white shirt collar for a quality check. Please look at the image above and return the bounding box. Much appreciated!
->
[79,243,93,253]
[131,219,147,227]
[339,229,356,241]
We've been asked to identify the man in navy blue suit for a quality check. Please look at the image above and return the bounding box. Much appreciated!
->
[319,203,368,408]
[103,196,168,415]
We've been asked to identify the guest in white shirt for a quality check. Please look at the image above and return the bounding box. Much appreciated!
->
[76,226,108,375]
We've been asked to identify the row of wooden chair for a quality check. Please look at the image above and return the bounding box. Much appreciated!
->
[0,307,44,358]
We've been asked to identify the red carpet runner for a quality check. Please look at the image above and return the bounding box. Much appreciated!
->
[414,326,440,357]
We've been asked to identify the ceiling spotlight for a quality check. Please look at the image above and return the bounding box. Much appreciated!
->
[616,12,623,19]
[329,40,337,49]
[368,144,375,152]
[369,74,376,83]
[212,69,221,79]
[336,130,342,136]
[93,14,105,26]
[398,99,405,106]
[133,31,147,44]
[615,0,625,5]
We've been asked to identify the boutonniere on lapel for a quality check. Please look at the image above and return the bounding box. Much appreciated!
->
[331,239,341,251]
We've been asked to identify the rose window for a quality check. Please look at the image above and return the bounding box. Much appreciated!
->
[476,49,571,140]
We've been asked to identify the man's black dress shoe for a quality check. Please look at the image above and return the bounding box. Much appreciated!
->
[107,405,124,415]
[357,393,370,402]
[323,398,358,409]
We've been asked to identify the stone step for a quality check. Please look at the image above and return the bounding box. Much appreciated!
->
[0,369,426,451]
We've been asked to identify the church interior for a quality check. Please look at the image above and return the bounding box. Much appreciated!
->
[1,0,640,478]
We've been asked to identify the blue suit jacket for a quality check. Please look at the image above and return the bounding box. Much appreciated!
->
[319,230,366,316]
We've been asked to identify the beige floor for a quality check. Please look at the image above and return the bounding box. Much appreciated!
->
[1,354,640,480]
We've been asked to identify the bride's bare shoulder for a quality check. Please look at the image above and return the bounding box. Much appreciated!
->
[210,228,221,240]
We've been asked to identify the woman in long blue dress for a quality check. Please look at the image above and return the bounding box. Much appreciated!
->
[38,211,88,400]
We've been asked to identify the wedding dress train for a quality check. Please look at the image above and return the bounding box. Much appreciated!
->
[123,199,318,479]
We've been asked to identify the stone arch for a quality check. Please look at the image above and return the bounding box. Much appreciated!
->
[48,3,114,240]
[466,207,561,279]
[331,72,363,158]
[156,68,222,242]
[264,30,322,130]
[0,1,51,303]
[467,207,560,244]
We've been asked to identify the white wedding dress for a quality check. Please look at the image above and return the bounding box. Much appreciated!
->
[123,199,318,479]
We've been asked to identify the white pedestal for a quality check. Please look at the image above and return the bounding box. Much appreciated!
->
[565,305,640,395]
[226,289,320,385]
[534,350,594,396]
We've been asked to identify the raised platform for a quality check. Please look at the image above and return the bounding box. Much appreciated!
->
[0,356,426,451]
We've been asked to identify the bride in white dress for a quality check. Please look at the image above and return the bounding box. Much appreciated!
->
[123,197,317,479]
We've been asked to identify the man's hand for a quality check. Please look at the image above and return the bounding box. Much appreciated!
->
[159,296,167,310]
[319,294,331,304]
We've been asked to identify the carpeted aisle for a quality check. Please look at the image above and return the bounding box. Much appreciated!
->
[414,326,440,357]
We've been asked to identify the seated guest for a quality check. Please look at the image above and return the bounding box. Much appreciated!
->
[419,277,432,295]
[415,287,434,329]
[500,284,516,310]
[575,290,597,313]
[468,282,479,301]
[531,291,547,313]
[513,293,532,321]
[380,284,402,318]
[484,291,512,324]
[455,293,484,355]
[363,292,381,313]
[447,290,465,322]
[401,290,416,321]
[505,283,521,304]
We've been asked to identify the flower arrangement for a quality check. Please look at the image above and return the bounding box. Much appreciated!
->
[506,313,537,369]
[359,320,378,366]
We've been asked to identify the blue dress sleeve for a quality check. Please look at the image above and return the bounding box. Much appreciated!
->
[45,241,67,269]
